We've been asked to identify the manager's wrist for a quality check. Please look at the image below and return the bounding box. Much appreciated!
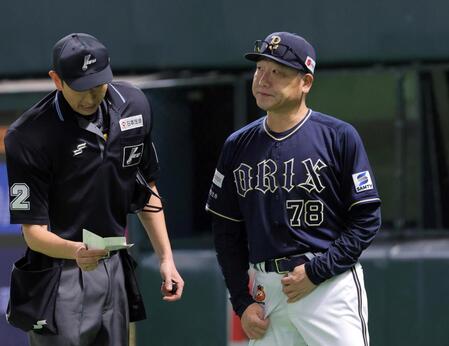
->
[232,294,256,318]
[304,261,325,285]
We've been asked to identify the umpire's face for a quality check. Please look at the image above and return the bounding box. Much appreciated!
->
[61,83,108,116]
[49,71,108,116]
[252,59,313,115]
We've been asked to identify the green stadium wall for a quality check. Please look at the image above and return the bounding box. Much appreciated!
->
[1,0,449,77]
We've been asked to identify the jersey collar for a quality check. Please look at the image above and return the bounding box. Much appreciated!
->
[53,82,126,122]
[53,91,106,140]
[263,109,312,141]
[54,92,65,121]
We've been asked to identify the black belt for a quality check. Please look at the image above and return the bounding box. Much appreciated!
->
[101,249,121,259]
[256,252,318,274]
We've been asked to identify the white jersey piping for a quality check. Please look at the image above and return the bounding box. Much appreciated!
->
[205,205,244,222]
[348,198,381,211]
[262,109,312,141]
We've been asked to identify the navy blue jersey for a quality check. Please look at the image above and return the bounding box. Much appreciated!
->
[5,81,159,240]
[206,110,381,264]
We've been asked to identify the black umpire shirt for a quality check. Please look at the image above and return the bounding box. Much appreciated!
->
[5,81,159,240]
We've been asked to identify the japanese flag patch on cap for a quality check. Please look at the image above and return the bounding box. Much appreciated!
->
[352,171,373,193]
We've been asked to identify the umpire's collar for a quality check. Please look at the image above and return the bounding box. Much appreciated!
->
[53,82,126,123]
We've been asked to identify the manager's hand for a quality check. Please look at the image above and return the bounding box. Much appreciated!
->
[281,264,316,303]
[241,302,269,340]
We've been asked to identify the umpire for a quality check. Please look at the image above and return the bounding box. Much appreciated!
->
[5,33,184,345]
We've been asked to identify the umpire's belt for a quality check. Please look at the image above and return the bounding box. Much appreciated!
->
[254,252,321,274]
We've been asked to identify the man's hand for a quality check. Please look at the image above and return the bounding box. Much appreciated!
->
[75,246,109,271]
[241,303,269,340]
[160,259,184,302]
[281,264,316,303]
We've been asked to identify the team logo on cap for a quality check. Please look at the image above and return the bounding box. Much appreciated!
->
[82,54,97,71]
[268,35,281,52]
[305,56,316,73]
[352,171,374,193]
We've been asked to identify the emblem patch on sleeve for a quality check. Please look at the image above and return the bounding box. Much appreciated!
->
[123,144,144,167]
[352,171,373,193]
[212,169,224,188]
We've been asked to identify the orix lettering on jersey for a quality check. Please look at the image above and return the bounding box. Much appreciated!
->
[213,157,332,229]
[230,158,327,197]
[213,157,374,199]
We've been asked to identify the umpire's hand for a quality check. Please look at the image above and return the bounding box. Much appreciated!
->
[241,303,269,340]
[75,246,109,271]
[159,259,184,302]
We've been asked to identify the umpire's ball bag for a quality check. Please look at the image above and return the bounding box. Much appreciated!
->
[6,248,62,335]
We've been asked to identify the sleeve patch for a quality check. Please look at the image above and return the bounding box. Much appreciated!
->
[212,169,224,188]
[352,171,373,193]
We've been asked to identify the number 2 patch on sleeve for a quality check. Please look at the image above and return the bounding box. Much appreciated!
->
[10,183,31,210]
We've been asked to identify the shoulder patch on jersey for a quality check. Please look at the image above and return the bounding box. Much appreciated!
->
[120,114,143,131]
[212,169,224,188]
[352,171,373,193]
[123,144,144,167]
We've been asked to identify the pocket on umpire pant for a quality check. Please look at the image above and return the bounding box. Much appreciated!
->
[119,250,147,322]
[6,249,62,335]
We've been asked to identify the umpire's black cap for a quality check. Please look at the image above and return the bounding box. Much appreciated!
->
[245,32,316,74]
[52,33,113,91]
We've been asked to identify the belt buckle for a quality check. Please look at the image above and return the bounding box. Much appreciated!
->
[100,251,112,260]
[274,257,289,274]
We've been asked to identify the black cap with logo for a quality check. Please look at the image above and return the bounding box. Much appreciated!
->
[245,32,317,74]
[52,33,113,91]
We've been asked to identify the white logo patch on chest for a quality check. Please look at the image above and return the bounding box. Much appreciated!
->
[123,143,144,167]
[120,115,143,131]
[73,142,87,156]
